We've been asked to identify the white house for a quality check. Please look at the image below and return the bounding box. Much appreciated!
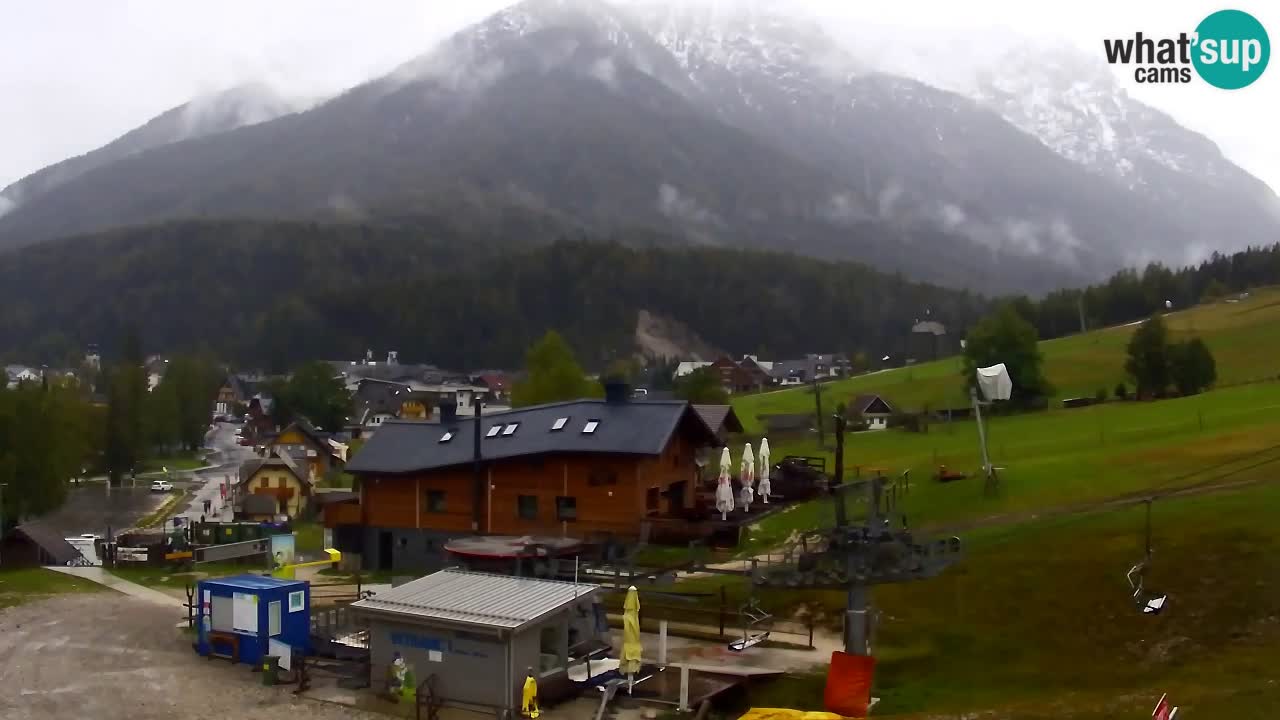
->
[851,394,894,430]
[673,361,713,379]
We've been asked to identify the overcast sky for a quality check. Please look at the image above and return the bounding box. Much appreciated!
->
[2,0,1276,189]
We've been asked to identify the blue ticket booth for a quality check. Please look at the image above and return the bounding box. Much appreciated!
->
[196,575,311,666]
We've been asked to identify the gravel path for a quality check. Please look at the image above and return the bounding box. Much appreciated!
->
[0,594,383,720]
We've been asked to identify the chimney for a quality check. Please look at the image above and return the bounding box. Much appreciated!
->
[603,380,631,403]
[471,399,484,532]
[438,401,457,425]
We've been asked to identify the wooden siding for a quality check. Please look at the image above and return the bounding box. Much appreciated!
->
[359,452,700,538]
[353,410,710,538]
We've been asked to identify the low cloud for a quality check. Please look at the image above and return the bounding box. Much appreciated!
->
[940,203,966,230]
[589,57,619,90]
[657,183,721,226]
[819,192,865,224]
[877,181,903,218]
[327,192,366,220]
[0,195,14,218]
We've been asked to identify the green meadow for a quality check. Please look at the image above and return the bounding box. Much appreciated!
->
[716,289,1280,718]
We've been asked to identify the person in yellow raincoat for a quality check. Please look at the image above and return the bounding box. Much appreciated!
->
[521,667,540,718]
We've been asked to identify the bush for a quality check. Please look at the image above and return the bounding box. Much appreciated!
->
[1114,382,1127,399]
[1094,387,1108,402]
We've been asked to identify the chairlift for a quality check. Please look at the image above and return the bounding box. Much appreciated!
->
[1127,500,1169,616]
[727,596,773,652]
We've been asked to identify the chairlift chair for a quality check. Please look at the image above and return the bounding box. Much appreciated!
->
[1127,500,1169,616]
[727,597,773,652]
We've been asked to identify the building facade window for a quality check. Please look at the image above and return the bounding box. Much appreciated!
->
[556,496,577,521]
[518,495,538,520]
[587,469,617,486]
[426,490,446,513]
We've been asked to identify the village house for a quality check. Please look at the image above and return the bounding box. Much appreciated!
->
[236,449,312,519]
[214,373,262,416]
[850,394,894,430]
[708,356,773,393]
[335,384,720,572]
[263,419,346,483]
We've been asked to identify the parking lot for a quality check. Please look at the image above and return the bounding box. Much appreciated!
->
[0,593,383,720]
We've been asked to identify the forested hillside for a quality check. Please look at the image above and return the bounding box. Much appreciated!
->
[0,219,988,369]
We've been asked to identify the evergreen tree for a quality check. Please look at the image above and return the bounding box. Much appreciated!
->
[1169,338,1217,395]
[104,329,148,484]
[1124,314,1172,398]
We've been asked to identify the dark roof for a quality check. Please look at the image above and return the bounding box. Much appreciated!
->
[692,404,744,435]
[770,359,813,379]
[347,399,717,474]
[225,373,259,401]
[241,494,279,516]
[314,490,358,506]
[851,394,894,415]
[8,523,83,566]
[273,419,338,457]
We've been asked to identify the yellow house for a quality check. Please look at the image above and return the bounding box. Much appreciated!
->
[266,420,344,484]
[237,449,313,519]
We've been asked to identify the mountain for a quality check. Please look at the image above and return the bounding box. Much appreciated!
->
[0,219,989,371]
[838,28,1280,265]
[1,0,1274,292]
[0,83,308,216]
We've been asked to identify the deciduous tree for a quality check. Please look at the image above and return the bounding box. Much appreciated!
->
[511,331,597,407]
[962,304,1053,407]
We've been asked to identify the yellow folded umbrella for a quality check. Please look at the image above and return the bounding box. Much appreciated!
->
[621,586,642,676]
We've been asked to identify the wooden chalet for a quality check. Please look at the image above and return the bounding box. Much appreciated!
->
[335,383,722,572]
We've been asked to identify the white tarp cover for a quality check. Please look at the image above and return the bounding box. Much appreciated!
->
[976,363,1012,401]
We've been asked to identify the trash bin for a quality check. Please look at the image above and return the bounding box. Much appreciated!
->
[261,655,279,686]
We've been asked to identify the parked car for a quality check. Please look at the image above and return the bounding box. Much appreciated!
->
[150,480,174,493]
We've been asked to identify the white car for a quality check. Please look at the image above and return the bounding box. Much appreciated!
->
[150,480,174,493]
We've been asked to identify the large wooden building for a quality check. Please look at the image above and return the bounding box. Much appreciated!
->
[337,387,721,572]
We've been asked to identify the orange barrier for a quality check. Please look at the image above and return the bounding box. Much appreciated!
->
[824,651,875,718]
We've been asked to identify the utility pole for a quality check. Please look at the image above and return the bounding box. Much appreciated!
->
[0,482,6,567]
[832,407,847,492]
[812,377,825,449]
[970,388,993,492]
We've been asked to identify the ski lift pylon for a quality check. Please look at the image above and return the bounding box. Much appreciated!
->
[1127,499,1169,615]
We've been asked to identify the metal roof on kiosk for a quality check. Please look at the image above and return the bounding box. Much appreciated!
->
[351,569,600,631]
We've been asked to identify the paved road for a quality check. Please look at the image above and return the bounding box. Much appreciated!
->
[175,421,254,525]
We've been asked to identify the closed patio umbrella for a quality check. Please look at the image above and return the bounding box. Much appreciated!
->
[739,443,755,512]
[758,438,771,504]
[715,446,734,520]
[621,586,643,694]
